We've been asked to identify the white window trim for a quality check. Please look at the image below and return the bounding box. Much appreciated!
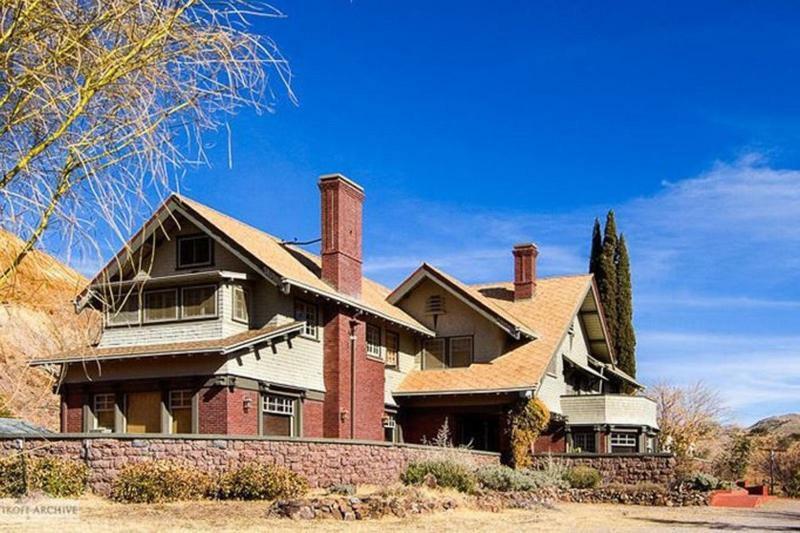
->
[180,284,218,320]
[610,432,638,448]
[143,288,179,323]
[294,299,319,340]
[385,331,400,368]
[231,285,250,324]
[263,395,295,415]
[93,393,115,432]
[177,235,214,268]
[366,324,383,360]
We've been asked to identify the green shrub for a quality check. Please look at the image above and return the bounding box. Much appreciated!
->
[521,455,570,490]
[565,466,602,489]
[402,460,477,493]
[475,465,537,492]
[111,461,211,503]
[686,472,723,492]
[0,455,26,497]
[216,463,308,500]
[28,457,89,497]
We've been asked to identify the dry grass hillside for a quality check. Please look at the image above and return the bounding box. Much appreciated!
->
[0,230,99,429]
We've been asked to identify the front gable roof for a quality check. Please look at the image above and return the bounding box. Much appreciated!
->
[386,263,537,340]
[395,273,615,395]
[80,194,432,336]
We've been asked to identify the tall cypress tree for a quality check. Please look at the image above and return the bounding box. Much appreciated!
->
[596,210,618,344]
[614,234,636,384]
[588,218,602,275]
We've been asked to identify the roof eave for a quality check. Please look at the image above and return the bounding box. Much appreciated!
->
[393,385,537,397]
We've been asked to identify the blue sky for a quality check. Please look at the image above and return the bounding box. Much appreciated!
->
[86,2,800,424]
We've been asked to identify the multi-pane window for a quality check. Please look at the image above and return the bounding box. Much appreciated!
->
[177,235,213,268]
[610,432,638,453]
[182,286,216,319]
[422,337,473,369]
[263,395,296,437]
[143,289,178,322]
[93,393,115,432]
[294,300,318,339]
[448,336,473,368]
[571,431,596,453]
[232,286,249,323]
[385,331,399,368]
[383,413,397,443]
[169,390,193,434]
[423,338,446,369]
[366,324,382,359]
[106,295,139,326]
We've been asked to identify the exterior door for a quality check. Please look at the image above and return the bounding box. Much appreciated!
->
[126,392,162,433]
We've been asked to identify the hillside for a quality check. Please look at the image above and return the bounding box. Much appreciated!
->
[749,413,800,446]
[0,230,99,429]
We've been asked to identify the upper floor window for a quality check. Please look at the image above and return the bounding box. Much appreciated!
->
[177,235,213,268]
[385,331,399,368]
[143,289,178,323]
[366,324,382,359]
[106,294,139,326]
[182,285,217,319]
[232,285,250,323]
[294,299,318,339]
[423,336,473,369]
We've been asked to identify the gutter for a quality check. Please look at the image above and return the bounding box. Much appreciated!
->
[393,385,537,397]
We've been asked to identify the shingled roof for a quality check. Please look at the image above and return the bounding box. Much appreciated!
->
[395,274,606,395]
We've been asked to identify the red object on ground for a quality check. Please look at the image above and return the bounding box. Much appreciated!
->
[710,488,771,508]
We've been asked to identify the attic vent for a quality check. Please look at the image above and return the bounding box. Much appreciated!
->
[425,294,446,315]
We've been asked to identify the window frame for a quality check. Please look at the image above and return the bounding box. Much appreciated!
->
[366,324,382,360]
[180,284,218,320]
[422,338,446,370]
[422,335,474,369]
[294,299,319,340]
[93,393,116,432]
[610,431,638,451]
[571,431,596,453]
[176,234,214,269]
[384,330,400,369]
[105,294,141,327]
[142,288,179,324]
[231,285,250,324]
[168,389,193,434]
[262,394,297,437]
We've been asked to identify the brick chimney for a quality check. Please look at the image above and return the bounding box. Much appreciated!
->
[513,243,538,300]
[319,174,364,297]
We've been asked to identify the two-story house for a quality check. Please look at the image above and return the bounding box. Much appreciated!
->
[32,174,658,457]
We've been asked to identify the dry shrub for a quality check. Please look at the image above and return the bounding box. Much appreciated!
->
[507,398,550,469]
[0,455,88,497]
[111,461,211,503]
[565,466,602,489]
[402,460,477,494]
[216,463,308,501]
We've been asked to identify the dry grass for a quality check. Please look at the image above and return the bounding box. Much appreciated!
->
[1,494,798,532]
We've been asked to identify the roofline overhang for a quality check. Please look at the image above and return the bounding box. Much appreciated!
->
[386,265,536,340]
[393,385,536,397]
[282,278,435,336]
[30,321,305,366]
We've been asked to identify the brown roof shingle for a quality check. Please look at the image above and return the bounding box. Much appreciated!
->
[396,274,594,394]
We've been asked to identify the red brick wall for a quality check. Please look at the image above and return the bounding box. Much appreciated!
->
[199,386,228,434]
[321,308,385,441]
[400,409,450,445]
[226,388,258,435]
[302,399,325,438]
[62,389,85,433]
[533,426,567,453]
[319,175,364,298]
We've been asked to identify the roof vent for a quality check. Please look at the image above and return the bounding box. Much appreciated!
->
[425,294,446,315]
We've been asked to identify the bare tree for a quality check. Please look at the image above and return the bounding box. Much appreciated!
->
[650,381,728,460]
[0,0,294,286]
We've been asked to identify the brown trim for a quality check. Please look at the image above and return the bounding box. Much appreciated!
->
[180,284,219,320]
[175,233,215,270]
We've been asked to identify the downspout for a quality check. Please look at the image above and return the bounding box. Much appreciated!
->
[349,311,363,439]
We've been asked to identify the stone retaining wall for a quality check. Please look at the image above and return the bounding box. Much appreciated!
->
[531,453,676,485]
[0,434,499,495]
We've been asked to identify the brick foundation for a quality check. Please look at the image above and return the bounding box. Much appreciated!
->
[0,436,499,495]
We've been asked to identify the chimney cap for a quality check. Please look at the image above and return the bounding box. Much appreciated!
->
[513,242,539,253]
[318,173,365,193]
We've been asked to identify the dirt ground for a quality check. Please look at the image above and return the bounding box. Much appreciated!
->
[0,496,798,532]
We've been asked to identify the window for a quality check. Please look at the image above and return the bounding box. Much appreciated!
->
[143,289,178,323]
[448,336,473,368]
[423,338,445,369]
[383,413,397,443]
[177,235,213,268]
[610,432,638,453]
[366,324,382,359]
[385,331,399,368]
[106,295,139,326]
[571,431,596,453]
[263,395,296,437]
[169,390,193,434]
[294,300,318,339]
[232,285,249,323]
[182,285,217,319]
[93,394,115,432]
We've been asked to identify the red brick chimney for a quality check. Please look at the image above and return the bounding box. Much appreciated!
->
[319,174,364,297]
[513,243,538,300]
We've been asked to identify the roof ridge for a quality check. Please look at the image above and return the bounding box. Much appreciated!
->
[471,273,593,288]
